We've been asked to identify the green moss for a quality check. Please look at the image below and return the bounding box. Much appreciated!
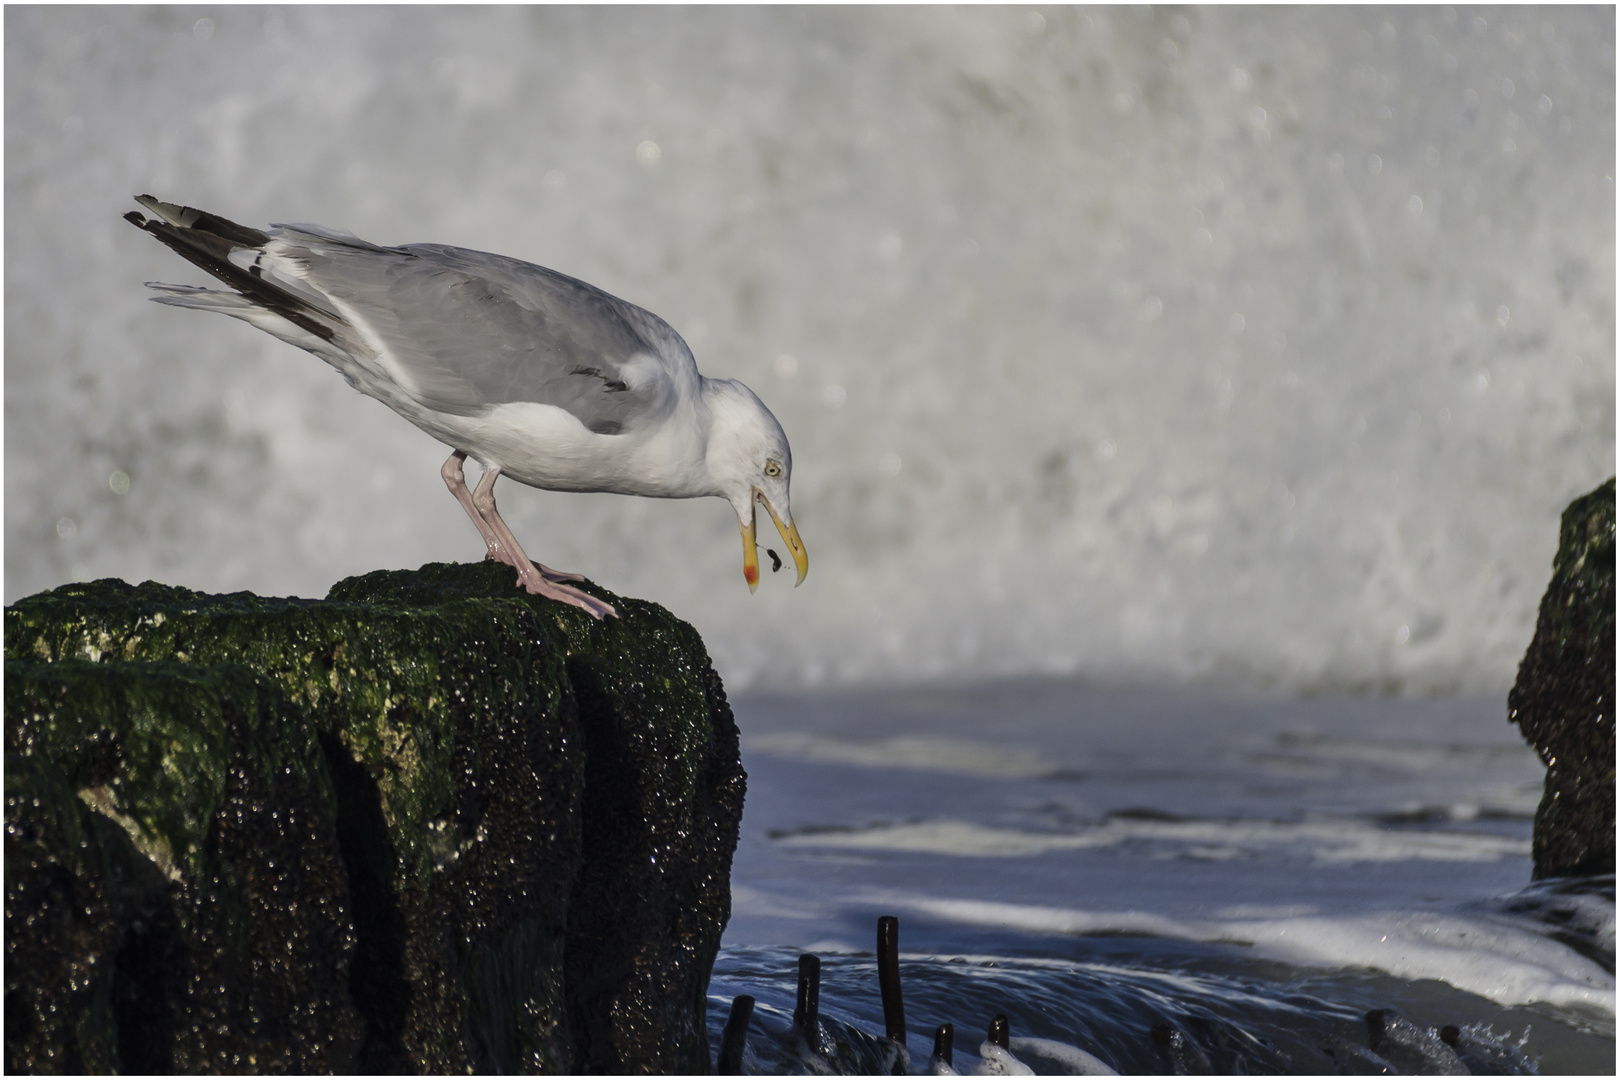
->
[5,559,742,1072]
[7,564,613,892]
[5,659,314,883]
[4,752,148,1075]
[1546,477,1615,650]
[1509,477,1616,879]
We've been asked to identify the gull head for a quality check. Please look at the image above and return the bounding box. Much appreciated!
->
[703,378,808,591]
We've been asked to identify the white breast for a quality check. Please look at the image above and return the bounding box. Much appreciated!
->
[414,399,713,499]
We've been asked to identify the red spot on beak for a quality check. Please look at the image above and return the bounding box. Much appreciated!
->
[744,564,758,585]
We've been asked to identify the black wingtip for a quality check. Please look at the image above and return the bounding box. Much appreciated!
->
[124,197,333,341]
[988,1013,1010,1050]
[931,1023,954,1062]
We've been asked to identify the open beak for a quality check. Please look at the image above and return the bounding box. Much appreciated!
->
[739,487,809,591]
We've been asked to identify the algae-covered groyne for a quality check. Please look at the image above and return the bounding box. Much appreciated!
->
[5,561,745,1073]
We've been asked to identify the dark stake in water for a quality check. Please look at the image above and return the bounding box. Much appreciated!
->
[708,918,1599,1073]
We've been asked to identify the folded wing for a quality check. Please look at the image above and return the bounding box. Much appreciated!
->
[128,195,686,436]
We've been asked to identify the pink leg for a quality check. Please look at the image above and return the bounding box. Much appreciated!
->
[442,451,509,564]
[471,465,617,619]
[466,464,587,583]
[443,451,586,582]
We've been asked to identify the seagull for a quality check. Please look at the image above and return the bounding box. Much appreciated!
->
[124,194,808,619]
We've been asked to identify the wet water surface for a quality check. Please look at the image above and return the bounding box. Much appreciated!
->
[709,682,1614,1073]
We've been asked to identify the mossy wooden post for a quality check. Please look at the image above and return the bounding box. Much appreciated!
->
[1508,478,1615,880]
[4,562,745,1073]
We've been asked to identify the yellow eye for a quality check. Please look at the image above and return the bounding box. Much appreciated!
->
[764,461,782,478]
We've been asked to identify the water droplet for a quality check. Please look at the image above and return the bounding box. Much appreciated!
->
[1395,625,1411,645]
[1096,439,1118,462]
[774,354,799,379]
[879,453,902,477]
[1228,313,1246,334]
[1538,95,1553,118]
[56,517,77,539]
[635,140,661,167]
[1025,10,1045,34]
[193,18,214,42]
[1501,78,1514,99]
[1230,68,1251,92]
[108,470,130,495]
[1367,154,1383,175]
[1142,296,1163,321]
[1407,195,1423,215]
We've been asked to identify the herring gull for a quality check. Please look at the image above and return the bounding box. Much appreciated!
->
[125,195,807,619]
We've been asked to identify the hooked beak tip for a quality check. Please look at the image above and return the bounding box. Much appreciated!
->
[754,489,808,587]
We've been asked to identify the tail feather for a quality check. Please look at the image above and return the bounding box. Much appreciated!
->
[126,196,335,342]
[145,281,257,313]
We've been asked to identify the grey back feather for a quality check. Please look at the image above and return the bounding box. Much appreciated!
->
[277,236,687,433]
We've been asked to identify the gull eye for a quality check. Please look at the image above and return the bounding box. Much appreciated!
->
[763,461,782,478]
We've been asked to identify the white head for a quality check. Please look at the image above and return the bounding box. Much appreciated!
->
[702,378,808,591]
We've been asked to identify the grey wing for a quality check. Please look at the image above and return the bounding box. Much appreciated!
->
[290,238,687,434]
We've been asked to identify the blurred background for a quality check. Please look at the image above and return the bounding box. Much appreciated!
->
[6,5,1614,694]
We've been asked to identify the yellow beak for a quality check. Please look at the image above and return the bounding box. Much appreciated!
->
[739,488,809,591]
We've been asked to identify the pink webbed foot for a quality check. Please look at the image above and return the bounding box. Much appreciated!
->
[511,564,618,619]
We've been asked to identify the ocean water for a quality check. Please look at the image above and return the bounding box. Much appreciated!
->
[4,6,1613,693]
[708,681,1614,1073]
